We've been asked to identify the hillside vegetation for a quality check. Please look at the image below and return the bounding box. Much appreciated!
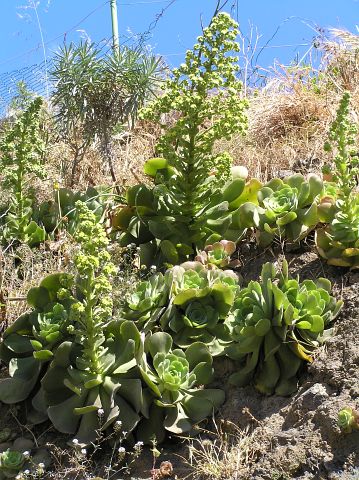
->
[0,14,358,480]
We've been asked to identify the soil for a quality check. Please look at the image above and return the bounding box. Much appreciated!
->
[0,245,358,480]
[217,245,359,480]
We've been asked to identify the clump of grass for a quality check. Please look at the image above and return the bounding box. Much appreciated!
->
[30,421,145,480]
[185,420,257,480]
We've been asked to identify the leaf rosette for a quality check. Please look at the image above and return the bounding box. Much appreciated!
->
[338,407,359,433]
[0,450,25,479]
[113,13,249,266]
[137,332,225,443]
[254,174,323,246]
[195,240,240,269]
[227,260,342,395]
[37,321,144,446]
[161,262,239,355]
[0,273,74,407]
[121,272,169,331]
[316,195,359,268]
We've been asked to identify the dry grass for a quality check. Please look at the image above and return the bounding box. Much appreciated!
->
[0,239,75,323]
[45,120,159,195]
[184,420,258,480]
[34,28,359,193]
[216,28,359,183]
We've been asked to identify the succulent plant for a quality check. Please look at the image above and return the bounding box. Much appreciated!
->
[120,273,169,331]
[0,97,47,247]
[0,272,74,406]
[3,217,46,247]
[316,194,359,268]
[37,185,112,235]
[0,450,25,479]
[252,174,323,247]
[317,93,359,268]
[30,202,142,446]
[227,260,342,395]
[195,240,240,269]
[137,332,225,444]
[0,203,146,446]
[38,320,144,446]
[161,262,239,355]
[112,14,250,267]
[338,407,359,433]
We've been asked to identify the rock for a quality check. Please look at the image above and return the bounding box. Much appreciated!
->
[12,437,34,452]
[294,384,329,412]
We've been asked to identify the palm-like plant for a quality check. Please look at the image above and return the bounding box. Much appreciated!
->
[51,42,163,186]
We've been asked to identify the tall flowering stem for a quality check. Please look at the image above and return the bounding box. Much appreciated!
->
[70,201,116,375]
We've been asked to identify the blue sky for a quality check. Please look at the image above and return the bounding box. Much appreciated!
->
[0,0,358,74]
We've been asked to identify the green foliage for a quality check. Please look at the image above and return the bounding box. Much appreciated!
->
[8,81,36,113]
[0,272,74,405]
[114,13,249,265]
[338,407,359,433]
[246,174,323,247]
[141,13,247,179]
[227,260,342,395]
[323,92,358,198]
[0,203,142,445]
[316,92,359,268]
[0,205,226,445]
[316,194,359,267]
[35,204,143,445]
[121,261,239,355]
[0,97,46,246]
[120,272,169,331]
[195,240,240,269]
[67,201,116,374]
[36,185,113,235]
[138,332,224,443]
[0,450,25,479]
[162,262,238,355]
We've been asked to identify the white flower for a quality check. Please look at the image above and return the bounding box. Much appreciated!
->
[38,463,45,468]
[97,408,104,416]
[72,438,79,445]
[118,446,126,454]
[150,265,157,272]
[24,471,30,475]
[134,441,144,450]
[81,448,87,455]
